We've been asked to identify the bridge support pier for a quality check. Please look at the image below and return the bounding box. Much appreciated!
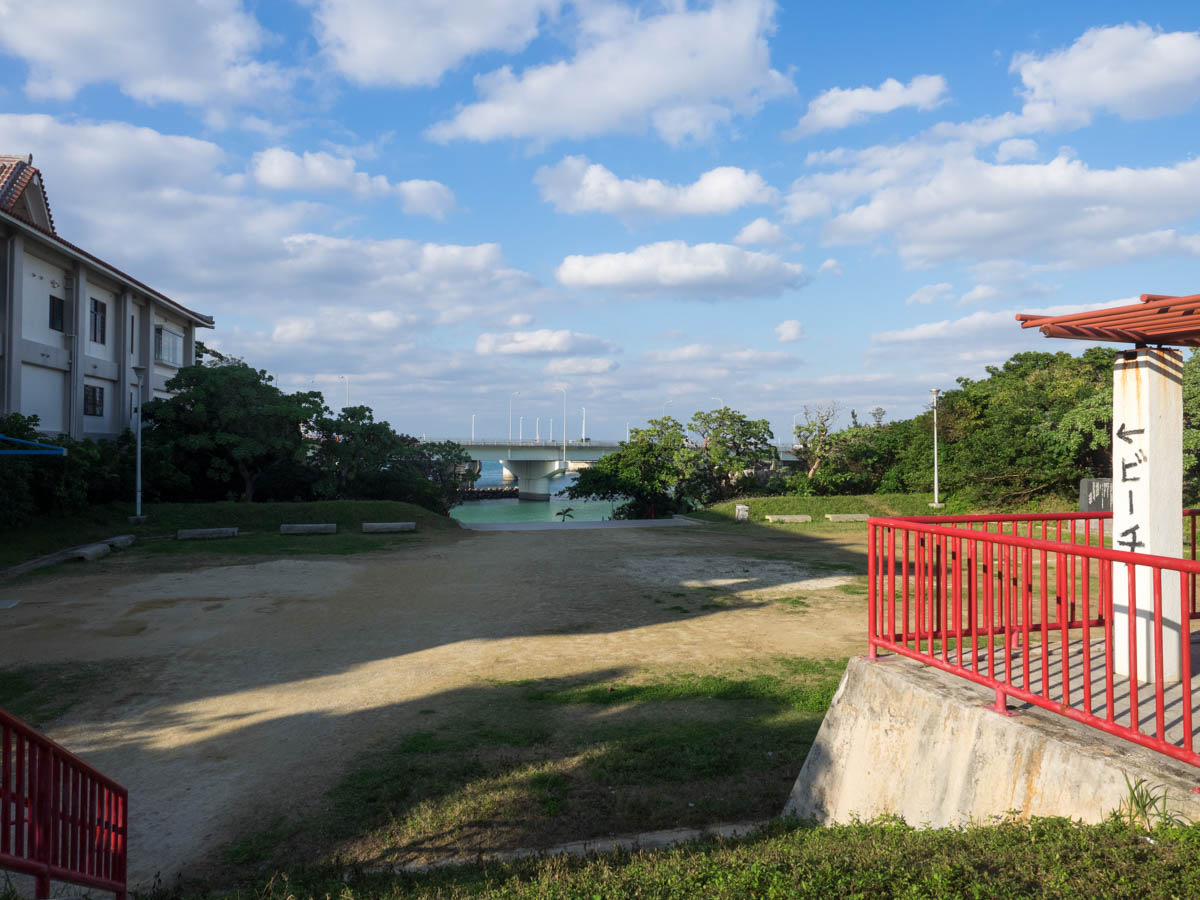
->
[502,459,567,500]
[501,463,517,482]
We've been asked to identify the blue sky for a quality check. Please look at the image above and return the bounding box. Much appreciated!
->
[2,2,1199,441]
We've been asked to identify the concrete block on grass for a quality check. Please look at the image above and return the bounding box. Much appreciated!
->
[280,523,337,535]
[177,527,238,540]
[825,513,869,522]
[70,543,111,562]
[108,534,136,549]
[362,522,416,533]
[765,514,813,523]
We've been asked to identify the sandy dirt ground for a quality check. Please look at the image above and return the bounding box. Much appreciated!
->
[0,522,869,887]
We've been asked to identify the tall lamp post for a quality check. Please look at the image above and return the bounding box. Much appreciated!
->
[930,388,944,508]
[581,406,586,441]
[508,391,519,442]
[131,365,147,522]
[471,413,476,441]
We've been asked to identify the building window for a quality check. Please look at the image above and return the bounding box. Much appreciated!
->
[49,296,64,332]
[84,385,104,417]
[90,298,107,344]
[154,325,184,366]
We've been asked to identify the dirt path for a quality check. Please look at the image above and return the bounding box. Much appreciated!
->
[0,522,868,886]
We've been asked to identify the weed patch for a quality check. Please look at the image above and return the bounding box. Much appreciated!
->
[220,662,845,874]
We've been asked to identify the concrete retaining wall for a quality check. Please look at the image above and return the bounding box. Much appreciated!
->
[785,655,1200,826]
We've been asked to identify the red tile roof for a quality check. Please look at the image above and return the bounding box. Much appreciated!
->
[0,154,55,232]
[0,153,212,327]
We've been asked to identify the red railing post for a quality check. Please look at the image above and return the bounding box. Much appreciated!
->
[867,522,877,659]
[863,512,1200,770]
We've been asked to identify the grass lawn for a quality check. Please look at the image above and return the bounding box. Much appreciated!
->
[220,658,846,876]
[0,499,461,570]
[188,817,1200,899]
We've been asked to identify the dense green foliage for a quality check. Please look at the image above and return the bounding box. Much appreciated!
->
[565,408,776,517]
[0,354,476,527]
[0,412,135,528]
[790,348,1122,504]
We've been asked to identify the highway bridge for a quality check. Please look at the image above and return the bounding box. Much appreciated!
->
[437,438,800,501]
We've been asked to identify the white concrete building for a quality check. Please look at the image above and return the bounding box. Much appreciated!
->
[0,154,213,439]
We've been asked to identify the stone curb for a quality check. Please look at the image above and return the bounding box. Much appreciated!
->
[177,527,239,540]
[825,513,869,522]
[765,514,813,523]
[2,534,137,579]
[358,820,769,875]
[280,523,337,535]
[362,522,416,533]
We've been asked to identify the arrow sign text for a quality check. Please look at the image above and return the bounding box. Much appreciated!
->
[1116,423,1146,444]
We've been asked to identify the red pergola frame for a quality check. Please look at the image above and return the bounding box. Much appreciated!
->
[1017,292,1200,347]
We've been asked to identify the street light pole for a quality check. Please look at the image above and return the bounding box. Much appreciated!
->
[132,366,146,521]
[662,399,673,418]
[930,388,943,508]
[471,413,475,441]
[519,415,524,440]
[712,396,723,408]
[581,406,586,441]
[509,391,519,442]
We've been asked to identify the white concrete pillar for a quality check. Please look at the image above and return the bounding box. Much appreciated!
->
[1112,348,1183,682]
[505,459,567,500]
[500,462,517,482]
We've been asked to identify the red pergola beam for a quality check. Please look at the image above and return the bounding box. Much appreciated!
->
[1017,291,1200,347]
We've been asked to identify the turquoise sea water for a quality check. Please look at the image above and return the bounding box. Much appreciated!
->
[451,460,618,524]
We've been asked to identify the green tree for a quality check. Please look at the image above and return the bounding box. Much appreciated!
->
[144,358,324,502]
[793,403,839,479]
[565,416,691,518]
[688,406,776,503]
[310,405,411,500]
[413,440,479,512]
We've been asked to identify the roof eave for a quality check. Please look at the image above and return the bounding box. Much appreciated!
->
[0,208,214,329]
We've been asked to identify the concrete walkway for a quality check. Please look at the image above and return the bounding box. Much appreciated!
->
[460,517,700,532]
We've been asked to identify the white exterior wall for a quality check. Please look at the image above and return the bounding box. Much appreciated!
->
[82,373,117,433]
[86,282,117,363]
[130,300,143,367]
[20,251,68,350]
[19,362,66,432]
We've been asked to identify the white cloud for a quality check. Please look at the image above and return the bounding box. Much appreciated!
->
[818,258,843,276]
[251,148,455,218]
[774,319,805,342]
[507,313,534,327]
[0,0,290,110]
[996,138,1038,163]
[824,152,1200,268]
[734,217,788,246]
[938,24,1200,144]
[790,74,948,136]
[905,283,953,305]
[311,0,560,87]
[535,156,776,219]
[426,0,792,145]
[545,357,618,375]
[959,284,1002,304]
[1014,23,1200,125]
[475,329,617,356]
[557,241,810,298]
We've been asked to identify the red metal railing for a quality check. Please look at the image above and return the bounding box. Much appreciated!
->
[867,511,1200,768]
[1,709,127,899]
